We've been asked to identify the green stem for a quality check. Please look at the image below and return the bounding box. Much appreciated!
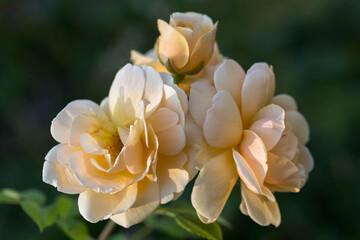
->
[172,73,186,84]
[131,225,153,240]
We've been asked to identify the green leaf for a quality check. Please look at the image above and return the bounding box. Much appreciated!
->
[108,233,127,240]
[20,199,57,232]
[21,189,46,205]
[57,218,88,240]
[55,195,76,218]
[0,188,21,204]
[175,214,223,240]
[216,217,232,230]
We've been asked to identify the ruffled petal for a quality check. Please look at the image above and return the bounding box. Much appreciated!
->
[149,108,179,133]
[249,104,285,151]
[203,90,243,148]
[272,94,298,111]
[78,182,137,223]
[214,59,245,107]
[142,66,164,118]
[156,124,186,155]
[285,111,310,144]
[189,80,216,128]
[240,183,281,227]
[191,150,238,223]
[110,177,160,228]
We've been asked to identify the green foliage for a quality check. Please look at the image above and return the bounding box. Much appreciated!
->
[175,214,222,240]
[0,188,88,240]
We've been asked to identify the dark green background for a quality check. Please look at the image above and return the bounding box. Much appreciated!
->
[1,0,359,239]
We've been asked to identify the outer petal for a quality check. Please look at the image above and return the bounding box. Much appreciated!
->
[43,145,85,194]
[240,183,281,227]
[157,152,189,204]
[188,23,217,71]
[249,104,285,151]
[51,100,108,144]
[214,59,245,107]
[247,63,275,103]
[238,130,268,191]
[285,111,310,144]
[184,113,223,169]
[148,108,179,133]
[265,153,302,192]
[142,66,164,118]
[241,69,273,126]
[270,122,298,160]
[189,80,216,128]
[158,19,189,69]
[295,144,314,187]
[110,177,160,228]
[156,124,186,155]
[78,183,137,223]
[272,94,298,111]
[203,90,243,148]
[109,64,145,126]
[160,72,188,114]
[159,84,185,126]
[191,150,238,223]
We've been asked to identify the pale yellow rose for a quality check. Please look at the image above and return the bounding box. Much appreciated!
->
[187,60,313,226]
[43,64,191,228]
[157,12,218,75]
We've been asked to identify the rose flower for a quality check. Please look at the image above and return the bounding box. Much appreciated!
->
[187,60,313,226]
[43,64,192,228]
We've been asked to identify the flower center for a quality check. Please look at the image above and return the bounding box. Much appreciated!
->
[105,134,123,164]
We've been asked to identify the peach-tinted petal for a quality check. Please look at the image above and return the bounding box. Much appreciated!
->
[142,66,164,118]
[149,108,178,133]
[158,19,189,69]
[270,122,298,160]
[110,177,160,228]
[156,124,186,155]
[188,23,217,71]
[272,94,298,111]
[239,130,268,188]
[80,133,107,155]
[189,80,216,128]
[265,153,302,192]
[124,141,144,175]
[160,72,188,114]
[109,64,145,126]
[43,145,85,194]
[285,111,310,144]
[78,182,137,223]
[157,153,189,204]
[295,144,314,187]
[241,69,273,126]
[203,90,243,148]
[249,104,285,151]
[247,63,275,103]
[159,84,185,125]
[214,59,245,107]
[191,150,238,223]
[240,183,280,227]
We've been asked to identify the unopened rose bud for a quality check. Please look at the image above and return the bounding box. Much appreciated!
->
[157,12,217,76]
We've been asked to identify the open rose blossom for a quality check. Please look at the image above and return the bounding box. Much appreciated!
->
[43,64,192,228]
[188,59,314,226]
[157,12,218,75]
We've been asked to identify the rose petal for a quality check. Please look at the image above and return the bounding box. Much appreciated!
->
[156,153,189,204]
[272,94,298,111]
[270,122,298,160]
[249,104,285,151]
[240,183,281,227]
[142,66,164,118]
[78,182,137,223]
[204,90,243,148]
[191,150,238,223]
[159,84,185,125]
[110,177,160,228]
[156,124,186,155]
[109,64,145,126]
[43,145,85,194]
[189,80,216,128]
[158,19,189,69]
[285,111,310,144]
[149,108,179,133]
[214,59,245,107]
[241,69,273,126]
[239,130,268,189]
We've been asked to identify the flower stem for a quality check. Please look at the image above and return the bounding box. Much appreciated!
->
[172,73,185,84]
[98,220,116,240]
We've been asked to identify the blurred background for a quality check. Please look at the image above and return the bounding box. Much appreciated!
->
[1,0,359,239]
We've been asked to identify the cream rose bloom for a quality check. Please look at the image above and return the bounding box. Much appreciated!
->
[43,64,192,228]
[157,12,218,75]
[187,60,313,226]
